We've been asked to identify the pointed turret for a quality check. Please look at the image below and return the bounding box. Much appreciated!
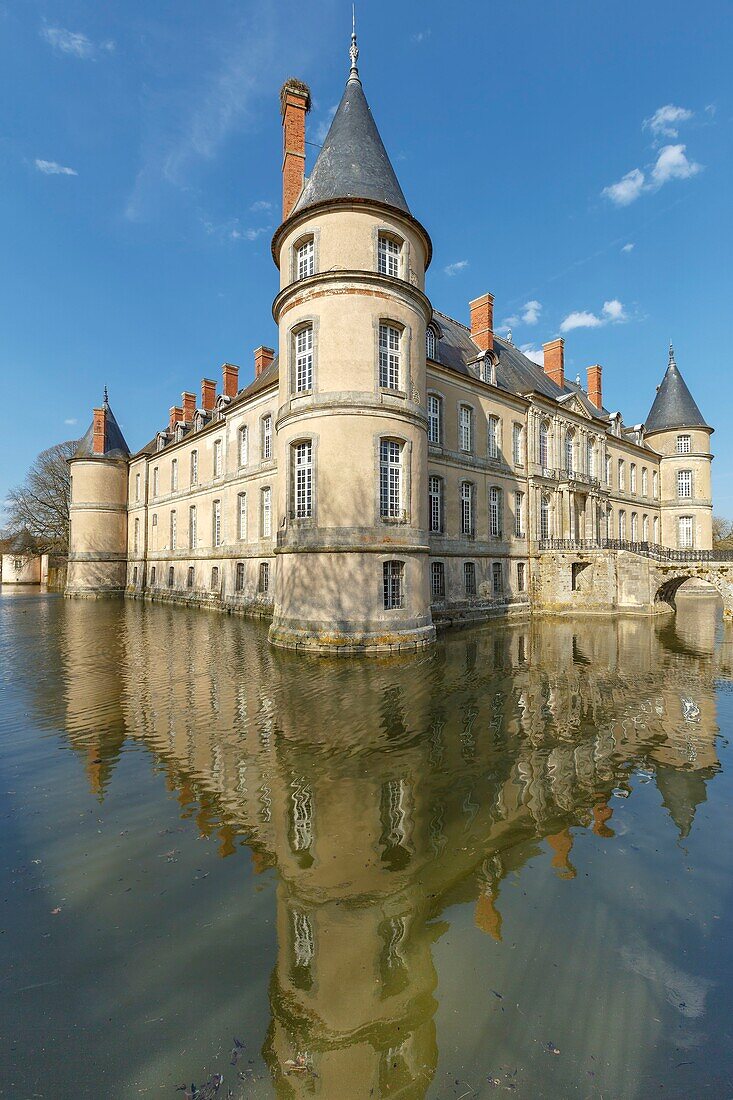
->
[645,344,710,434]
[73,390,130,459]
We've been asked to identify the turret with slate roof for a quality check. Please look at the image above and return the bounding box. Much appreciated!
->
[645,344,711,435]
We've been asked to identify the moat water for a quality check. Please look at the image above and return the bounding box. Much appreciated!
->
[2,590,733,1099]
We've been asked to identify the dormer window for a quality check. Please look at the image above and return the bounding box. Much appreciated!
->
[378,234,401,278]
[175,425,184,443]
[296,237,315,280]
[426,326,437,361]
[480,355,495,386]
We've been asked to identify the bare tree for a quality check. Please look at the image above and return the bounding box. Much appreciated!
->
[6,439,79,554]
[712,515,733,551]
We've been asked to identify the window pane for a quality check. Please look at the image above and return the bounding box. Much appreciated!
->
[379,324,401,389]
[380,440,402,518]
[295,326,313,392]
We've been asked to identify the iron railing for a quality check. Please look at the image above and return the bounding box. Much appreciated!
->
[537,538,733,562]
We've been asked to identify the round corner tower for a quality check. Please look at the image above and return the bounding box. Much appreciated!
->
[644,345,713,551]
[268,37,435,652]
[66,393,131,597]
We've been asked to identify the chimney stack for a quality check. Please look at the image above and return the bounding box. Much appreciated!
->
[254,346,275,378]
[92,407,106,455]
[469,293,494,351]
[182,391,196,423]
[169,405,183,432]
[587,364,603,410]
[543,338,565,389]
[201,378,216,413]
[280,79,312,221]
[222,363,239,399]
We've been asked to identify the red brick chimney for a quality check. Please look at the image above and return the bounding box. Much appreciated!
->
[169,405,183,432]
[254,346,275,378]
[587,364,603,410]
[92,407,106,455]
[280,80,311,221]
[543,339,565,388]
[222,363,239,399]
[182,391,196,423]
[201,378,216,413]
[469,293,494,351]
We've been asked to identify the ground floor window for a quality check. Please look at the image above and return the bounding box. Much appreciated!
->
[463,561,476,596]
[259,562,270,593]
[187,566,194,589]
[383,560,404,609]
[540,495,550,540]
[211,566,219,589]
[517,561,525,592]
[167,566,174,588]
[132,566,138,585]
[150,566,156,585]
[236,562,245,591]
[430,561,445,599]
[678,516,694,549]
[492,562,503,594]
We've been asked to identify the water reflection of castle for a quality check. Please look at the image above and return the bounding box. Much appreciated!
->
[60,602,726,1097]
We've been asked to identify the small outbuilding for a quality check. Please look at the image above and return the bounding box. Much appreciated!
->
[0,532,47,585]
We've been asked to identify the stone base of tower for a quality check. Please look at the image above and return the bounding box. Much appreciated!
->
[269,549,435,654]
[65,558,127,598]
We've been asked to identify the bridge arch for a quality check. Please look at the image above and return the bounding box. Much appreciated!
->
[654,571,731,616]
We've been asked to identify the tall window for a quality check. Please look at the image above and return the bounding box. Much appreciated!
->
[630,463,637,493]
[261,488,272,538]
[459,406,473,453]
[605,454,611,485]
[296,237,314,280]
[631,512,638,540]
[170,510,177,550]
[171,459,178,492]
[134,518,140,554]
[430,561,445,599]
[213,439,223,478]
[512,423,523,466]
[653,470,659,498]
[378,235,401,277]
[168,566,175,588]
[190,450,198,485]
[540,494,550,540]
[187,566,194,589]
[653,516,660,542]
[618,459,625,490]
[428,475,443,533]
[237,493,247,540]
[427,394,441,444]
[514,491,524,537]
[295,325,313,392]
[383,560,404,609]
[676,434,691,455]
[135,473,141,502]
[259,562,270,593]
[293,441,313,518]
[379,323,401,390]
[539,421,549,468]
[587,439,595,477]
[642,467,648,496]
[678,515,694,549]
[380,440,402,519]
[150,566,156,585]
[262,415,272,460]
[151,514,158,550]
[618,510,626,540]
[463,562,476,596]
[461,481,474,537]
[517,562,526,592]
[492,562,503,594]
[488,415,499,459]
[426,327,436,360]
[565,431,574,474]
[235,562,245,592]
[677,470,692,499]
[642,514,649,541]
[152,466,159,497]
[189,505,197,548]
[489,486,502,538]
[211,566,220,590]
[212,500,222,547]
[239,427,248,466]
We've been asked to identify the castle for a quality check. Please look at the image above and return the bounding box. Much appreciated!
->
[66,31,717,651]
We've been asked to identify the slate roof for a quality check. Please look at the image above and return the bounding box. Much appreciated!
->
[645,349,710,433]
[74,398,130,459]
[292,72,410,218]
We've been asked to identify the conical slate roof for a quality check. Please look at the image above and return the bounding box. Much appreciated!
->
[645,347,710,433]
[74,393,131,459]
[292,52,409,217]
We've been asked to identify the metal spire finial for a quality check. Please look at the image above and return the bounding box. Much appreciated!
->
[669,342,676,367]
[348,5,360,82]
[103,385,109,404]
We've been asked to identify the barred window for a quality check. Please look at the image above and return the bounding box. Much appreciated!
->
[514,491,524,537]
[383,560,404,609]
[261,487,272,538]
[492,562,503,594]
[676,434,691,455]
[296,237,314,280]
[678,515,693,549]
[677,469,692,499]
[379,323,401,390]
[488,415,499,459]
[236,562,245,592]
[238,427,248,466]
[512,423,523,465]
[171,459,178,491]
[190,450,198,485]
[237,493,247,540]
[489,486,502,538]
[378,235,401,277]
[212,500,222,547]
[460,406,473,453]
[539,421,549,468]
[259,562,270,593]
[430,561,445,599]
[463,561,476,596]
[170,510,177,550]
[428,475,443,533]
[517,561,526,592]
[293,441,313,518]
[262,415,272,460]
[380,440,402,519]
[294,325,313,393]
[187,565,194,589]
[427,394,442,444]
[461,481,475,537]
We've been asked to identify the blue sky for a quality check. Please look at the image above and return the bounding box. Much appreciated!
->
[2,0,732,515]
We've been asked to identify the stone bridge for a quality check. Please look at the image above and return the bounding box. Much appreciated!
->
[534,540,733,620]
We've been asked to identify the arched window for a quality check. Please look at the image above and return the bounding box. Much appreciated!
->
[630,463,637,493]
[430,561,445,599]
[428,475,443,533]
[653,516,660,543]
[296,236,314,280]
[642,514,649,541]
[512,423,523,466]
[605,454,611,485]
[618,510,627,540]
[463,561,476,596]
[383,560,405,609]
[565,431,574,475]
[379,440,403,519]
[540,494,551,540]
[211,566,219,589]
[379,323,401,390]
[292,440,313,518]
[377,234,402,277]
[427,393,442,444]
[426,327,436,360]
[170,510,177,550]
[653,470,659,499]
[237,493,247,540]
[489,486,502,538]
[294,324,314,393]
[187,566,194,589]
[631,512,638,540]
[488,415,500,460]
[461,481,475,537]
[459,405,474,453]
[189,505,197,548]
[238,427,248,466]
[539,421,549,469]
[258,562,270,593]
[641,467,648,496]
[678,516,694,549]
[618,459,625,490]
[235,562,245,592]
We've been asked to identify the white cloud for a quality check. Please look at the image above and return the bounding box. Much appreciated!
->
[602,167,645,206]
[314,105,337,145]
[622,242,635,253]
[643,104,693,140]
[411,30,431,43]
[444,260,468,277]
[520,344,544,366]
[522,300,542,325]
[64,418,78,425]
[249,199,272,212]
[560,299,627,332]
[40,24,114,59]
[35,159,77,176]
[651,143,701,185]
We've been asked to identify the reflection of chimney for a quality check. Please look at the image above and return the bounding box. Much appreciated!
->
[254,346,275,378]
[475,888,503,941]
[222,363,239,399]
[182,392,196,422]
[587,364,603,410]
[469,292,494,351]
[169,405,183,431]
[92,407,106,455]
[543,338,564,388]
[201,378,216,413]
[280,79,312,220]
